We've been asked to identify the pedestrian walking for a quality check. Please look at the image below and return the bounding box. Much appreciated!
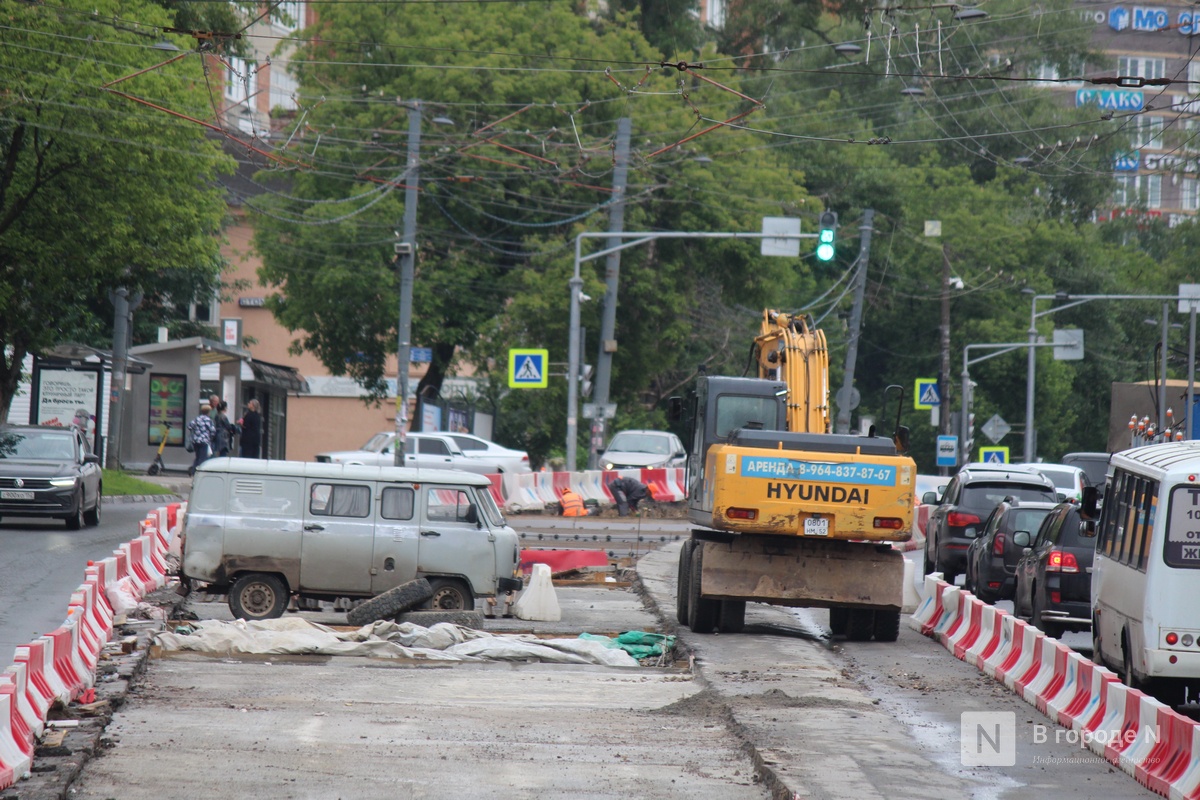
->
[187,404,216,476]
[239,398,263,459]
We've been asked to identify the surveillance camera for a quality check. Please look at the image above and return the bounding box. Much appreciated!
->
[950,277,964,290]
[578,292,592,303]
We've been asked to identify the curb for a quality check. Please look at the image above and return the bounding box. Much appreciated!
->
[102,494,182,505]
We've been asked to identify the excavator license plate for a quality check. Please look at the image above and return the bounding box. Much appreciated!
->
[803,517,829,536]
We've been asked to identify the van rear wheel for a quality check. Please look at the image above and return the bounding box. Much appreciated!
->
[427,577,474,611]
[229,573,288,621]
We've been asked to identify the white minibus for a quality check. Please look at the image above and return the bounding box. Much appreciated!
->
[1090,440,1200,701]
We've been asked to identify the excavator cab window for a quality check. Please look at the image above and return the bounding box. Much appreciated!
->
[668,396,684,423]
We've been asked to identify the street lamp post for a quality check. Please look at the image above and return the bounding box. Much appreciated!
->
[565,229,821,472]
[965,341,1065,466]
[1024,292,1186,463]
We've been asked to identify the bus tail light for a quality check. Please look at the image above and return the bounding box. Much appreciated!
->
[873,517,903,529]
[726,508,758,520]
[947,512,981,527]
[1046,550,1079,573]
[993,533,1005,556]
[1166,632,1179,646]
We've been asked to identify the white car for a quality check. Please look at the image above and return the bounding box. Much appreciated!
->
[1031,463,1088,503]
[598,430,687,470]
[315,432,498,475]
[445,433,532,473]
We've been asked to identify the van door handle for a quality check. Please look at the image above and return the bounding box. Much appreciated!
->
[304,523,325,532]
[420,530,441,537]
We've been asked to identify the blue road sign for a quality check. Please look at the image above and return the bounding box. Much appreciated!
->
[936,435,958,468]
[979,446,1009,464]
[915,378,941,409]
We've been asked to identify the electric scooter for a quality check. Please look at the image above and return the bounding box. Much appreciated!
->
[147,424,171,476]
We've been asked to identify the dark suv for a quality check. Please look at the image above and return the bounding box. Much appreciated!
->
[1013,502,1097,638]
[964,499,1057,603]
[0,425,102,529]
[923,465,1057,585]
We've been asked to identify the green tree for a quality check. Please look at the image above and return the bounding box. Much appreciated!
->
[0,0,231,419]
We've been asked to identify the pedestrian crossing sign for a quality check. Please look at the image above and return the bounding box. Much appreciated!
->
[979,446,1009,464]
[508,348,549,388]
[914,378,940,410]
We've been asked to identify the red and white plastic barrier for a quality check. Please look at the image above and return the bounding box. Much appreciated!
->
[910,568,1200,800]
[499,468,687,513]
[0,502,182,790]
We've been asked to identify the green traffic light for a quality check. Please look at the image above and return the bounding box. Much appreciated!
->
[816,242,835,261]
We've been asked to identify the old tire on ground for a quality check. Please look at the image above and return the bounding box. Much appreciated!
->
[83,489,102,527]
[718,600,746,633]
[873,610,901,642]
[676,539,696,625]
[228,573,289,621]
[426,577,475,611]
[829,607,849,637]
[846,609,875,641]
[396,609,485,628]
[65,489,84,531]
[687,544,718,634]
[346,578,434,626]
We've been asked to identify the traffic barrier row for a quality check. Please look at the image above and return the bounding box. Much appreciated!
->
[0,502,185,790]
[495,468,687,513]
[908,571,1200,799]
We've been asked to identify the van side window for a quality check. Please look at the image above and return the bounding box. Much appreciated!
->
[230,478,301,515]
[425,488,473,522]
[310,483,371,517]
[381,487,415,520]
[190,475,226,512]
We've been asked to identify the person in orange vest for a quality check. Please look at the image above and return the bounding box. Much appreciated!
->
[560,488,587,517]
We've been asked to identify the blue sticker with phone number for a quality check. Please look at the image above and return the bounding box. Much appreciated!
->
[740,457,896,486]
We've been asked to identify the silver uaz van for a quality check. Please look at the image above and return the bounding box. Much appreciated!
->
[181,458,523,621]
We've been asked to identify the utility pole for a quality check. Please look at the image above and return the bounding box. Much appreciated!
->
[105,287,141,469]
[938,244,952,476]
[587,117,631,469]
[835,209,874,434]
[394,102,421,466]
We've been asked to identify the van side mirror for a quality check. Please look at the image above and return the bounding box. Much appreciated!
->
[1013,530,1031,548]
[462,503,479,526]
[1080,486,1099,521]
[668,396,683,422]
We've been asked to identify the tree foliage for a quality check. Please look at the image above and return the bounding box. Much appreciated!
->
[0,0,231,419]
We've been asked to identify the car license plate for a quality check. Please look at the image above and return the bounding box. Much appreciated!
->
[804,517,829,537]
[1,490,34,500]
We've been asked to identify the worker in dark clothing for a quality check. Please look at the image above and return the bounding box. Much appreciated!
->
[607,476,650,517]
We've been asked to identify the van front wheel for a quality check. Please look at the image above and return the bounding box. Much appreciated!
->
[229,573,289,621]
[427,577,474,611]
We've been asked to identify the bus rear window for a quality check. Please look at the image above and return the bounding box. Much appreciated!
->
[1165,485,1200,569]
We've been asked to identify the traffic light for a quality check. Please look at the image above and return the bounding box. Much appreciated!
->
[580,364,594,398]
[816,211,837,262]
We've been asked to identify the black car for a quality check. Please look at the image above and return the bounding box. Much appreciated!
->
[1012,502,1096,638]
[964,499,1057,603]
[0,425,102,529]
[923,465,1058,585]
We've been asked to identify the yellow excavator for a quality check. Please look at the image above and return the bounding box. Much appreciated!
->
[670,310,917,641]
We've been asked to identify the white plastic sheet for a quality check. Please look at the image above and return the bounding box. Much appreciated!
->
[154,618,637,667]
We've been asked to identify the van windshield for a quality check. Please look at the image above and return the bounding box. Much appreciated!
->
[478,488,506,528]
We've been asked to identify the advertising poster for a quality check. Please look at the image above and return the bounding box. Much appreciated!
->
[36,368,100,443]
[148,374,187,446]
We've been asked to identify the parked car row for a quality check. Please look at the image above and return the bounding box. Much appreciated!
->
[922,455,1112,639]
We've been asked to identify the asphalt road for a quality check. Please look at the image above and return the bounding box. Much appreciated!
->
[0,498,172,662]
[59,530,1156,799]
